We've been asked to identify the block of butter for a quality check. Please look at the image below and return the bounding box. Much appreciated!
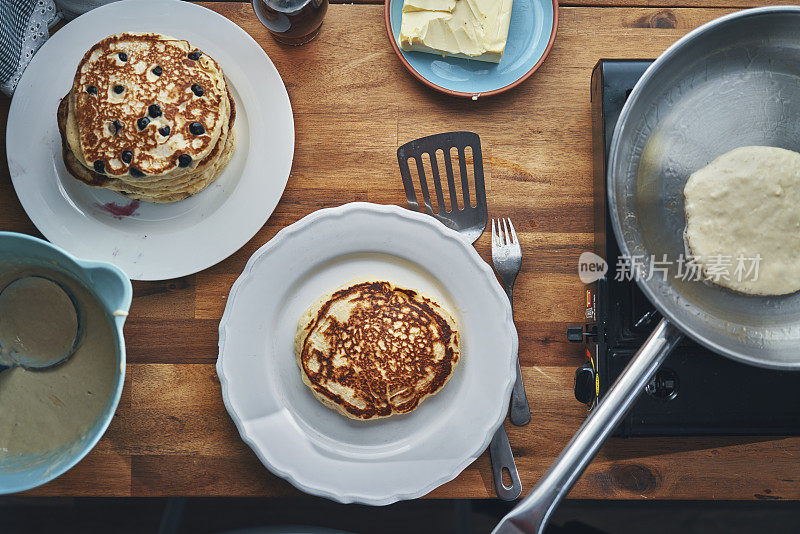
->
[399,0,514,63]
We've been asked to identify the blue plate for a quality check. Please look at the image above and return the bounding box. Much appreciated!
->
[385,0,558,98]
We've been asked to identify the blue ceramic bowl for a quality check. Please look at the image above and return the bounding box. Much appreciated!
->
[0,232,132,494]
[385,0,558,98]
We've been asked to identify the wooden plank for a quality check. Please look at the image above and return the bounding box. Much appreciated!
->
[60,364,800,500]
[2,4,800,500]
[125,319,219,363]
[21,453,132,497]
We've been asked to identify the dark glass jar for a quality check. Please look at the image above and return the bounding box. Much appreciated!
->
[252,0,329,46]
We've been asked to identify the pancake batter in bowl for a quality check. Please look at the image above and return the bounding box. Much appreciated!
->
[0,276,79,369]
[0,264,118,460]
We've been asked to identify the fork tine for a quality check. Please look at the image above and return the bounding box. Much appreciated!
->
[507,218,519,246]
[495,218,505,246]
[414,154,435,216]
[427,151,447,213]
[502,218,510,246]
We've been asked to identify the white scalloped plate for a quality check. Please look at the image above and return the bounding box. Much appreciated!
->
[217,203,516,505]
[6,0,293,280]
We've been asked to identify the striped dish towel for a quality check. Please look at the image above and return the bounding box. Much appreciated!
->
[0,0,59,95]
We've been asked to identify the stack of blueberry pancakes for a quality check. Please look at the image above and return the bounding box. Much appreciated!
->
[57,33,235,203]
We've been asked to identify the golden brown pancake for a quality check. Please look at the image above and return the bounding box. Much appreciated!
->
[295,280,461,420]
[58,33,235,203]
[57,89,235,203]
[69,33,228,175]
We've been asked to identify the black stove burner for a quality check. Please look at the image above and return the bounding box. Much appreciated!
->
[569,60,800,437]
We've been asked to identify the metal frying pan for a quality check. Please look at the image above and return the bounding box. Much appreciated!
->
[493,7,800,533]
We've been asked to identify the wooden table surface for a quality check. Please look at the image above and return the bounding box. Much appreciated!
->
[2,0,799,500]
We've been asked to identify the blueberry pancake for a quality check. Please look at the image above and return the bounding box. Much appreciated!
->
[58,32,235,203]
[57,89,235,203]
[295,280,461,420]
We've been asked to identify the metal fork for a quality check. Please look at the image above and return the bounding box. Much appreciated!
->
[492,218,531,427]
[398,132,522,501]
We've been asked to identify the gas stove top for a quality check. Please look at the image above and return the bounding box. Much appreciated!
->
[569,59,800,437]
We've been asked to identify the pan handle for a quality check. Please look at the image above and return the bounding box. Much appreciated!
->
[492,318,683,534]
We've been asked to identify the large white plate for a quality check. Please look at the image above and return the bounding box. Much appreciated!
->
[6,0,294,280]
[217,203,517,505]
